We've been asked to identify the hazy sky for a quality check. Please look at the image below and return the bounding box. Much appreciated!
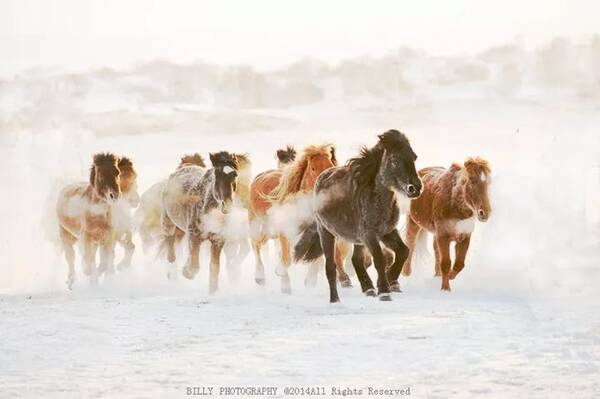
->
[1,0,598,77]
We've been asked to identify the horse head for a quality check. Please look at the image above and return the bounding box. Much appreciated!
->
[300,144,337,192]
[209,151,239,214]
[89,153,121,202]
[463,157,492,222]
[376,130,422,199]
[117,157,139,208]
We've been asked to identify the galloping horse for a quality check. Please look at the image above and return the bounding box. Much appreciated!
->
[295,130,422,302]
[56,153,131,288]
[161,152,239,293]
[402,157,492,291]
[135,153,206,254]
[249,144,338,293]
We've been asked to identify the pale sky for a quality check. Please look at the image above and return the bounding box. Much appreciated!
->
[1,0,598,77]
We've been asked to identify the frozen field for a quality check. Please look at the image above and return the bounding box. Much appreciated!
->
[1,42,600,398]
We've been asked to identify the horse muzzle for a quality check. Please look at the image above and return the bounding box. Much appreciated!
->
[477,209,490,222]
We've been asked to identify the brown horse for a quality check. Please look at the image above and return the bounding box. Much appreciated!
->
[402,157,492,291]
[248,144,339,293]
[56,153,124,288]
[135,153,206,254]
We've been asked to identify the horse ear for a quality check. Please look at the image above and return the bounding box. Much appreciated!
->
[89,165,96,187]
[209,153,217,166]
[330,146,337,165]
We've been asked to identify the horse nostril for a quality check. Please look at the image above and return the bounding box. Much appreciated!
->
[478,209,486,218]
[109,192,115,200]
[407,184,416,195]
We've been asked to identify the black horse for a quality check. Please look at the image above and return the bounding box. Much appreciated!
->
[295,130,422,302]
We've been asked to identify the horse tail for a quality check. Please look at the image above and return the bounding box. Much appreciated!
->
[293,222,323,263]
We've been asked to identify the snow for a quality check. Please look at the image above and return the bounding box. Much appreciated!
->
[1,41,600,397]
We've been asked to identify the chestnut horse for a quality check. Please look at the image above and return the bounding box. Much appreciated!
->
[135,153,206,254]
[56,153,125,288]
[402,157,492,291]
[249,144,338,293]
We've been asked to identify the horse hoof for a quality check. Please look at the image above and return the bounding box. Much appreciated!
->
[364,288,377,297]
[340,279,353,288]
[390,282,402,292]
[378,293,393,301]
[330,297,340,304]
[255,277,266,286]
[182,267,197,280]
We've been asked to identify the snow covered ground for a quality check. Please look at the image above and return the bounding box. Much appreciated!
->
[1,43,600,397]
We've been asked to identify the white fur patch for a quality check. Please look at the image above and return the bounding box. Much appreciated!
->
[455,217,475,234]
[392,188,412,214]
[480,172,487,182]
[223,166,235,175]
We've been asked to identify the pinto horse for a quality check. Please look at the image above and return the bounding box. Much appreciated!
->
[56,153,131,288]
[249,144,338,293]
[161,151,239,293]
[135,153,207,254]
[295,130,422,302]
[402,157,492,291]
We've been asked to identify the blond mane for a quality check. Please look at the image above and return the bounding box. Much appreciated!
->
[265,144,336,203]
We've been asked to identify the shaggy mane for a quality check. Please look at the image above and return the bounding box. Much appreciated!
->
[209,151,238,170]
[118,156,136,177]
[276,145,297,165]
[267,143,336,203]
[90,152,118,185]
[348,130,410,193]
[179,153,206,168]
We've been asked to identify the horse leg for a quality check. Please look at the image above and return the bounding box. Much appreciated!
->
[364,235,391,301]
[117,231,135,270]
[436,235,452,291]
[224,241,239,283]
[304,258,321,288]
[209,240,224,294]
[433,236,441,276]
[401,215,421,277]
[382,229,409,292]
[82,237,99,285]
[317,224,339,303]
[182,235,201,280]
[98,239,116,279]
[351,244,375,296]
[335,241,352,288]
[251,235,267,286]
[161,210,178,279]
[450,235,471,280]
[277,234,292,295]
[59,226,77,289]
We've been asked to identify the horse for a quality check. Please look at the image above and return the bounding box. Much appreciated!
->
[161,151,239,293]
[134,153,206,255]
[294,130,422,302]
[401,157,492,291]
[248,144,338,294]
[112,157,140,270]
[56,153,124,288]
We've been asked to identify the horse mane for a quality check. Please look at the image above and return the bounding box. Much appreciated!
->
[179,153,206,168]
[209,151,238,170]
[348,129,410,193]
[89,152,118,186]
[235,153,251,171]
[118,156,136,177]
[464,157,491,177]
[267,143,336,203]
[276,145,297,165]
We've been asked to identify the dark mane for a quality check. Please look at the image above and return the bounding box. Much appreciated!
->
[90,152,118,185]
[209,151,238,170]
[276,145,297,164]
[347,130,410,193]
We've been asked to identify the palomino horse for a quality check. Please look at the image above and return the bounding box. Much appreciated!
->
[112,157,140,270]
[295,130,422,302]
[56,153,131,288]
[249,144,338,293]
[402,157,492,291]
[135,153,206,255]
[161,151,239,293]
